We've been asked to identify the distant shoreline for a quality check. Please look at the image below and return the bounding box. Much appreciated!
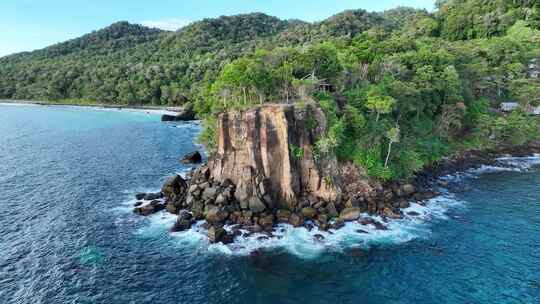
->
[0,99,184,115]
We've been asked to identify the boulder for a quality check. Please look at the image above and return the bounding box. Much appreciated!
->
[135,193,146,200]
[133,201,165,216]
[413,191,438,201]
[276,209,292,223]
[289,214,303,227]
[207,226,226,243]
[165,203,178,214]
[340,207,361,221]
[181,151,202,164]
[205,207,228,224]
[215,194,227,205]
[171,212,193,232]
[259,214,275,229]
[144,192,162,201]
[248,196,266,213]
[202,187,218,201]
[161,106,196,122]
[382,207,402,219]
[326,202,338,218]
[398,184,416,197]
[161,175,188,201]
[300,207,317,219]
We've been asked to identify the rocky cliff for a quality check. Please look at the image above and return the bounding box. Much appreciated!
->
[135,104,430,243]
[209,104,340,212]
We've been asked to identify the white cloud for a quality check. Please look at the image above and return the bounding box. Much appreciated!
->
[140,18,191,31]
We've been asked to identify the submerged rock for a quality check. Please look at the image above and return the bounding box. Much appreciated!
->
[181,151,202,164]
[133,200,165,216]
[207,226,226,243]
[161,106,196,122]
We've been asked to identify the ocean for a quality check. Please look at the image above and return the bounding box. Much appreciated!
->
[1,103,539,304]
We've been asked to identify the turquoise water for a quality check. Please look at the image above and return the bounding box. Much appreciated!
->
[1,104,539,304]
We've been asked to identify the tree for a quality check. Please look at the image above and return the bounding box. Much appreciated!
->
[365,86,396,121]
[384,125,400,168]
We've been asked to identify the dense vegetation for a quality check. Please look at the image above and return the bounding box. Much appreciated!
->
[196,0,540,180]
[1,0,539,181]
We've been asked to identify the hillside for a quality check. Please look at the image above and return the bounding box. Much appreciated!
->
[0,9,409,105]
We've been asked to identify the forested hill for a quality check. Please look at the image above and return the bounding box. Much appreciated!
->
[0,8,425,105]
[0,1,539,107]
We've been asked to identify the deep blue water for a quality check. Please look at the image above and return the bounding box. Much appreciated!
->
[1,104,539,304]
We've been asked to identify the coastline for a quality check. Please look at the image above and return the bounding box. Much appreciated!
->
[0,99,185,116]
[414,142,540,188]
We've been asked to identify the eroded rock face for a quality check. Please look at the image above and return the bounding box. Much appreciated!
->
[209,104,341,212]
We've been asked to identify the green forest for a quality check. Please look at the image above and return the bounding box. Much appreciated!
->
[1,0,539,181]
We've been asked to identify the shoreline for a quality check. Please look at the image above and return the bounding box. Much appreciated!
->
[414,142,540,188]
[132,143,540,246]
[0,99,185,115]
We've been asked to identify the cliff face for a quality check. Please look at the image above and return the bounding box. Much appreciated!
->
[209,104,339,212]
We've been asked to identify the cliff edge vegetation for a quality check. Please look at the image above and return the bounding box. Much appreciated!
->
[196,0,540,181]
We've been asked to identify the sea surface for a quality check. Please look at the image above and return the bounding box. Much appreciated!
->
[1,103,539,304]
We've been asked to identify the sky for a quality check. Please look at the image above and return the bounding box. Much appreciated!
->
[0,0,436,57]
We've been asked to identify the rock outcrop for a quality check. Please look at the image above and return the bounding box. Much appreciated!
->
[209,104,341,213]
[161,105,196,122]
[135,104,439,243]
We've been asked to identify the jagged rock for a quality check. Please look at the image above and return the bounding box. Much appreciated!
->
[399,201,410,209]
[407,211,421,216]
[170,212,193,232]
[326,202,338,218]
[301,207,317,219]
[340,207,361,221]
[181,151,202,164]
[133,200,165,216]
[207,226,226,243]
[205,207,228,224]
[289,214,303,227]
[259,214,275,230]
[398,184,416,197]
[135,193,146,200]
[161,106,196,122]
[165,203,178,214]
[202,187,218,201]
[215,194,227,205]
[246,225,263,234]
[161,175,188,204]
[134,201,143,207]
[248,196,266,213]
[188,184,199,194]
[144,192,163,201]
[276,209,292,223]
[413,191,437,201]
[382,207,402,219]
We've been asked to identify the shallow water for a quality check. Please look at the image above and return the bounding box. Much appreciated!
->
[1,104,539,304]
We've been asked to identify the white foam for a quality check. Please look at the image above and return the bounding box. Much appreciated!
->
[153,195,465,259]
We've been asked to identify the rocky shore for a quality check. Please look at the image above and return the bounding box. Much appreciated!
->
[133,104,540,244]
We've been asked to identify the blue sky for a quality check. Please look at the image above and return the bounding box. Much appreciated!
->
[0,0,435,57]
